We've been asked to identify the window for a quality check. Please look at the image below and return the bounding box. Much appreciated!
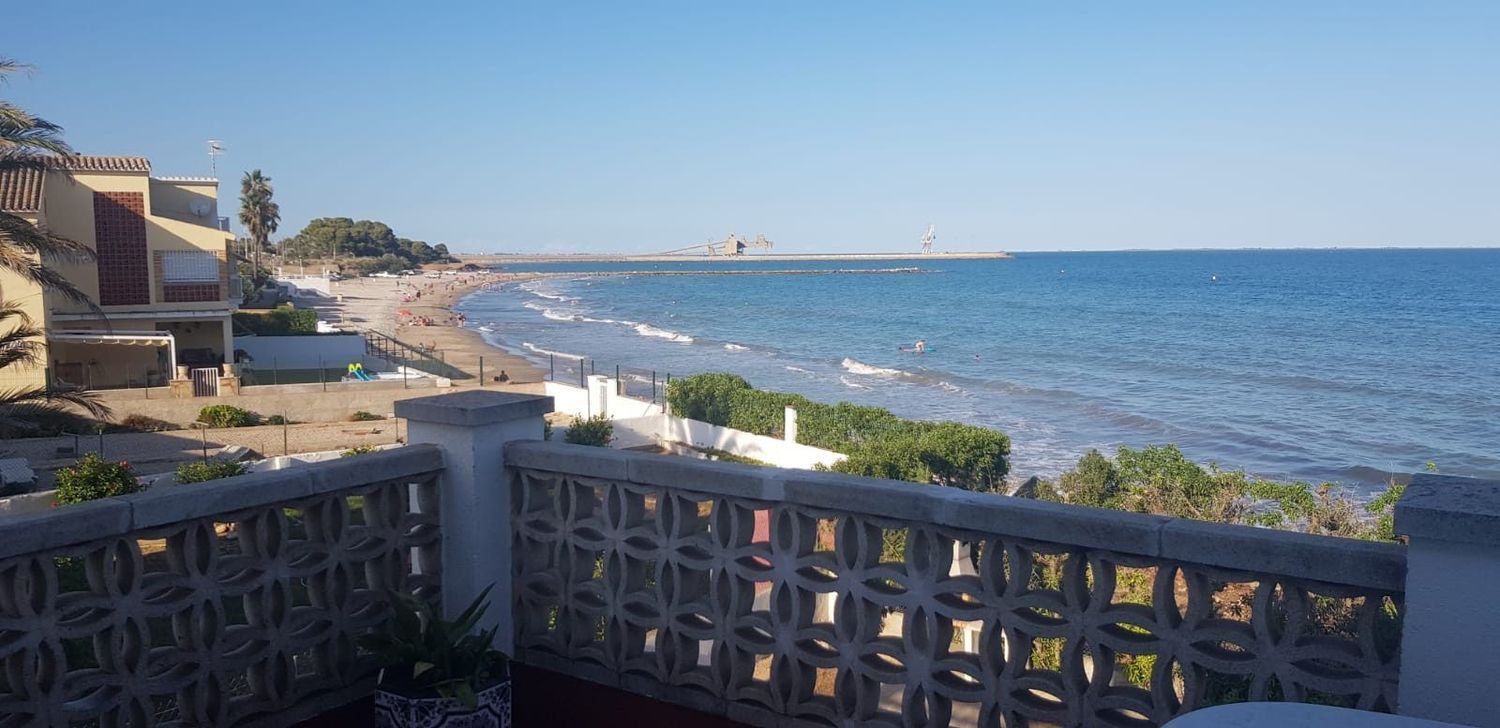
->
[162,251,219,283]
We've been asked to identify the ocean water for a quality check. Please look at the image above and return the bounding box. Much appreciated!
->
[457,249,1500,492]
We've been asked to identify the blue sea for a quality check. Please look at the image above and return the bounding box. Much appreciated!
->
[457,249,1500,492]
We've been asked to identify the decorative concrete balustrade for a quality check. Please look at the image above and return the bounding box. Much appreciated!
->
[502,441,1406,727]
[0,446,443,726]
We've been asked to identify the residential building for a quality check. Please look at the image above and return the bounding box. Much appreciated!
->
[0,155,237,393]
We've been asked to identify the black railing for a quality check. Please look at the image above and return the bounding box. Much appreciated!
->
[362,329,470,381]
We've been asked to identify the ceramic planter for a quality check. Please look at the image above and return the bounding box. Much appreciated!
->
[373,676,511,728]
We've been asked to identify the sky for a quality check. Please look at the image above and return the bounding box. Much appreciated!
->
[4,1,1497,253]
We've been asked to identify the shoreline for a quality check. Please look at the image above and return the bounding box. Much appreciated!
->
[320,274,549,384]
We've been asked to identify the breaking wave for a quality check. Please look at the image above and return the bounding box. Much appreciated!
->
[633,323,694,343]
[840,358,907,377]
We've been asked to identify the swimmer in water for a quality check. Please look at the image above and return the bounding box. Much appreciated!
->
[914,339,927,353]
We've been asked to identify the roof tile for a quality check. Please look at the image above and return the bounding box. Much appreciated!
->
[0,156,152,213]
[0,167,45,213]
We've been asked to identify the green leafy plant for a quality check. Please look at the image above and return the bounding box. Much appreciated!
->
[665,372,750,425]
[358,586,507,709]
[265,414,292,425]
[341,445,379,458]
[196,405,259,428]
[54,454,139,505]
[175,459,248,484]
[671,372,1010,490]
[349,410,385,422]
[231,304,317,336]
[564,413,614,447]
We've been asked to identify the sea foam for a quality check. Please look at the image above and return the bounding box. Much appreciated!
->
[841,358,906,377]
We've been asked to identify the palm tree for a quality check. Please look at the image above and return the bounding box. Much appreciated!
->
[0,302,108,432]
[0,57,95,306]
[238,170,279,271]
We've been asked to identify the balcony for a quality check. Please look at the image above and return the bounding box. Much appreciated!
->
[0,391,1493,727]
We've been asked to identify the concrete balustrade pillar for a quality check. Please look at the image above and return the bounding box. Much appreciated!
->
[784,406,799,443]
[1395,473,1500,726]
[395,391,553,654]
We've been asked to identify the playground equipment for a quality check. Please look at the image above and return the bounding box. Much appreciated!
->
[346,362,374,381]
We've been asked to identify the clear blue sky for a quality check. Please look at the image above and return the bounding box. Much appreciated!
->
[6,1,1497,253]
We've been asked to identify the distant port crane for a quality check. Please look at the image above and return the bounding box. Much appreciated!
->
[660,233,774,256]
[920,224,936,254]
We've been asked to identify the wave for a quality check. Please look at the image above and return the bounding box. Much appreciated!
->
[784,366,812,374]
[541,309,577,322]
[522,342,584,360]
[724,343,749,352]
[477,325,495,333]
[839,375,869,389]
[841,358,907,377]
[634,323,694,343]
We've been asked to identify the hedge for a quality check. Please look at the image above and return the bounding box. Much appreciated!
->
[667,373,1010,491]
[233,304,318,336]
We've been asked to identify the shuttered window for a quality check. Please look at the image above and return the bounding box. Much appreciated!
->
[162,251,219,283]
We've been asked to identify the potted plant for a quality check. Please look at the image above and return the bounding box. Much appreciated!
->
[361,586,511,728]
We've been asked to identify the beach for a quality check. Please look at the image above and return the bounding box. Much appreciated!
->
[313,273,547,384]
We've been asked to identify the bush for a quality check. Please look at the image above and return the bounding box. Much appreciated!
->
[55,454,139,505]
[341,445,379,457]
[1030,444,1403,542]
[669,372,1011,491]
[564,414,614,447]
[348,410,385,422]
[175,460,248,484]
[666,373,750,425]
[265,414,291,425]
[233,304,319,336]
[119,414,178,432]
[197,405,259,428]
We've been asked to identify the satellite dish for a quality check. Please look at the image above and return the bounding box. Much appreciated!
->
[190,200,211,217]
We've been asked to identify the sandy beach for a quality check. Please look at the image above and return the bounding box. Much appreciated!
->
[312,273,547,384]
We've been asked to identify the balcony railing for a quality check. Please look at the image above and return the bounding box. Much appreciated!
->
[505,441,1405,726]
[1,391,1495,727]
[0,446,443,726]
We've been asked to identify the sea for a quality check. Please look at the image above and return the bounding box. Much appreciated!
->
[456,249,1500,494]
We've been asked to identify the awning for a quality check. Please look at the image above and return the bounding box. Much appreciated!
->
[48,330,177,368]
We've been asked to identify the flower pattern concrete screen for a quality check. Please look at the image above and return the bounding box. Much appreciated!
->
[510,456,1404,727]
[0,449,443,726]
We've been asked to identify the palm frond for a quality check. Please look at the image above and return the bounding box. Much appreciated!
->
[0,385,111,430]
[0,302,43,370]
[0,212,98,306]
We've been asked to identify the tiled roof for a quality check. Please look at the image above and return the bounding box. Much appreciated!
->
[0,167,45,213]
[50,155,151,173]
[0,156,153,213]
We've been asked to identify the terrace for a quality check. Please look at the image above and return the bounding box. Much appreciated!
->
[0,390,1493,727]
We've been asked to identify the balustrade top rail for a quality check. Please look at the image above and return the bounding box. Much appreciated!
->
[0,446,445,727]
[507,440,1406,727]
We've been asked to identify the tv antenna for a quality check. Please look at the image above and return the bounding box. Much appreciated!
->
[207,140,225,177]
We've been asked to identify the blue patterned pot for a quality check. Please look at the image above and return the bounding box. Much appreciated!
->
[374,678,512,728]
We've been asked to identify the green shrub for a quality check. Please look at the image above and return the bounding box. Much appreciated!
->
[197,405,258,428]
[341,445,379,457]
[119,414,178,432]
[564,414,614,447]
[348,410,385,422]
[232,304,318,336]
[175,460,249,484]
[724,389,810,438]
[55,454,139,505]
[670,372,1011,491]
[265,414,291,425]
[666,373,750,425]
